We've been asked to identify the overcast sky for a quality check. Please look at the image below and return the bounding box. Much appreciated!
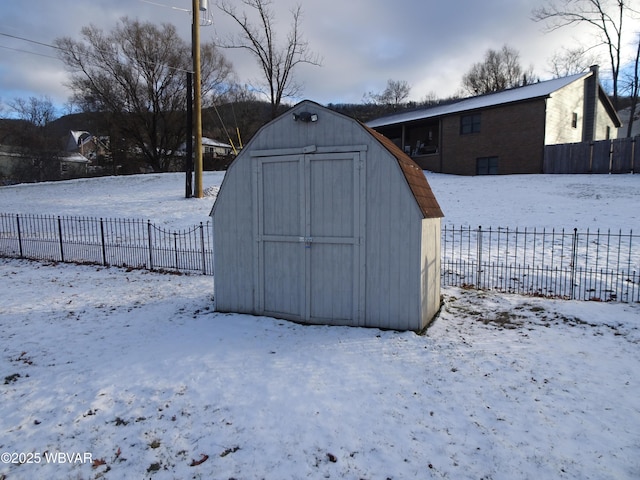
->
[0,0,638,114]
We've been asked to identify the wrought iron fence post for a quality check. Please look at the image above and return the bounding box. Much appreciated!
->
[570,227,578,300]
[147,220,154,270]
[173,232,179,270]
[57,216,65,262]
[476,225,483,288]
[100,218,107,266]
[200,222,206,275]
[625,229,634,301]
[15,214,23,258]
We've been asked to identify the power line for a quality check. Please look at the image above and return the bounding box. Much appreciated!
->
[0,30,195,75]
[0,44,60,60]
[0,32,62,51]
[139,0,190,13]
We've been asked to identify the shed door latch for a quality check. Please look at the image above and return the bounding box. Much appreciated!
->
[299,236,313,247]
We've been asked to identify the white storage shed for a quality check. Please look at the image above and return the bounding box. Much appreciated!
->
[210,100,444,331]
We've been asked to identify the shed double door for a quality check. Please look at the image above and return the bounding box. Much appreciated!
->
[254,150,364,325]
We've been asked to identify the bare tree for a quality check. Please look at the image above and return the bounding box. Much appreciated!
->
[532,0,637,110]
[55,17,233,172]
[462,45,537,95]
[420,91,441,106]
[216,0,322,119]
[621,33,640,136]
[9,95,56,127]
[7,95,60,181]
[548,46,601,76]
[365,79,411,108]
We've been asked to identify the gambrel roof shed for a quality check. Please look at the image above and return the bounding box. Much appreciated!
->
[211,100,443,331]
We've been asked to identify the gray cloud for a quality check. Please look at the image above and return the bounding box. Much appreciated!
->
[0,0,636,112]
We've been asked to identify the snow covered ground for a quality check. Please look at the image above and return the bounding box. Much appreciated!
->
[0,171,638,230]
[1,172,639,479]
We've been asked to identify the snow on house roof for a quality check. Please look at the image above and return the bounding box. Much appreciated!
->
[59,152,90,164]
[69,130,92,144]
[367,72,591,128]
[202,137,232,148]
[177,137,233,153]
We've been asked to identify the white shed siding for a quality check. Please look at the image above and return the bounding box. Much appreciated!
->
[364,140,425,330]
[420,218,441,326]
[545,78,585,145]
[212,157,255,313]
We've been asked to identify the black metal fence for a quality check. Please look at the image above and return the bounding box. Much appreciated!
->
[1,213,639,303]
[0,213,212,275]
[442,225,639,302]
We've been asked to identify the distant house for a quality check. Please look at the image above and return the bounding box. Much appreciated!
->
[0,146,89,183]
[178,137,234,157]
[65,130,110,161]
[367,66,621,175]
[58,152,90,178]
[202,137,234,157]
[66,130,92,154]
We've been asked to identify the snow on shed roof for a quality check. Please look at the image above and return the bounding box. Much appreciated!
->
[367,72,591,128]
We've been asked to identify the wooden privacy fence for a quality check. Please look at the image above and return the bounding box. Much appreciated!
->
[442,225,639,302]
[1,213,639,303]
[0,213,212,275]
[544,137,639,174]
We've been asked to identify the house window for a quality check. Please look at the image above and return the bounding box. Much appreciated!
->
[606,126,611,139]
[572,112,578,128]
[477,156,498,175]
[461,113,481,134]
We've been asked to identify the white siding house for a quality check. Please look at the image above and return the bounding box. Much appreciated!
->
[211,100,444,332]
[202,137,233,156]
[368,66,620,174]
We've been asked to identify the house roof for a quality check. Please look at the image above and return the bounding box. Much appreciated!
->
[202,137,232,148]
[362,123,444,219]
[367,72,592,128]
[69,130,91,144]
[178,137,232,153]
[58,152,90,164]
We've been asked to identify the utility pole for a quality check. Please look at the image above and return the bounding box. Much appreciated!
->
[192,0,204,198]
[185,71,193,198]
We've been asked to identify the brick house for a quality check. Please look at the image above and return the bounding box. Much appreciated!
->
[367,66,621,175]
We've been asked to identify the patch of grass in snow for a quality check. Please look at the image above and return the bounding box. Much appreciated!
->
[113,417,129,426]
[12,351,34,365]
[442,289,639,343]
[219,446,240,457]
[444,291,584,330]
[3,373,20,384]
[482,310,528,329]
